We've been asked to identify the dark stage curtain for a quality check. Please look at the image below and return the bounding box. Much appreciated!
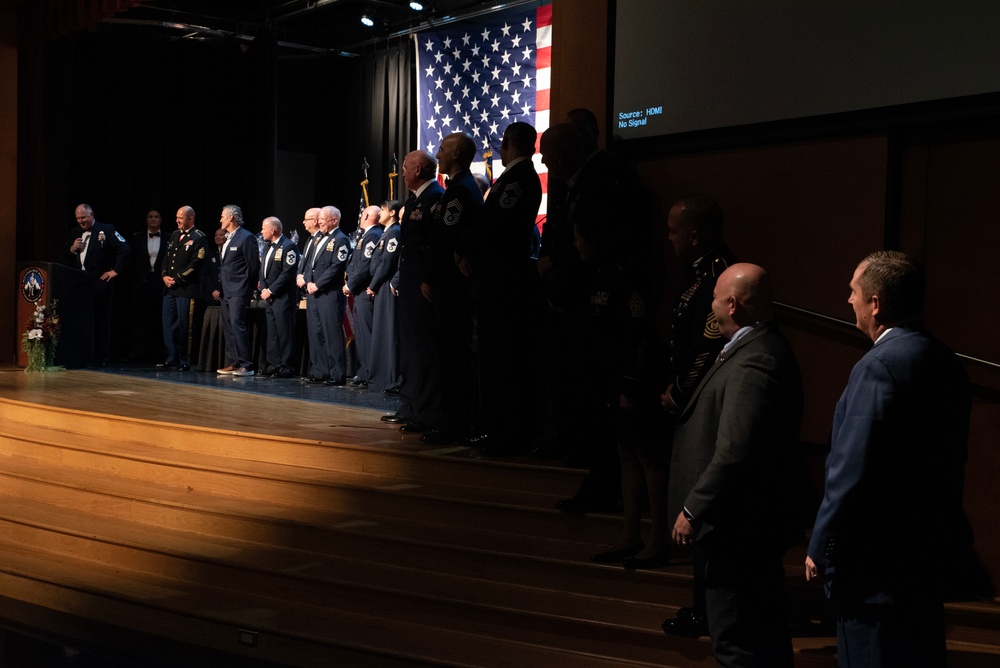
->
[19,0,145,45]
[360,39,414,208]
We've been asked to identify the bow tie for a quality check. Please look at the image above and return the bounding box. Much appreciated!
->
[149,232,159,238]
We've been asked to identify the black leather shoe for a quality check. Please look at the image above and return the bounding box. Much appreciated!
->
[420,430,463,445]
[399,422,430,434]
[661,608,709,638]
[325,378,345,386]
[591,543,644,564]
[383,387,400,395]
[349,377,367,387]
[155,362,173,369]
[622,553,671,570]
[178,364,191,372]
[555,496,620,515]
[304,376,325,384]
[380,414,407,424]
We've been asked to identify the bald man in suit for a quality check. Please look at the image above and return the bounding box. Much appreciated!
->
[668,263,803,668]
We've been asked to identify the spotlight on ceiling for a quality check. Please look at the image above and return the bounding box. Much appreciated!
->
[409,1,424,10]
[361,14,375,27]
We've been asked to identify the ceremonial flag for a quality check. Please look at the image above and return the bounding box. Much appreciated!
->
[415,2,552,224]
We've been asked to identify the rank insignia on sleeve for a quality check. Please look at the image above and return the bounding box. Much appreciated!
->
[114,231,125,243]
[364,241,376,257]
[338,246,349,262]
[197,248,205,259]
[499,183,522,209]
[285,250,297,265]
[629,293,647,318]
[443,199,463,226]
[386,238,398,252]
[704,312,722,339]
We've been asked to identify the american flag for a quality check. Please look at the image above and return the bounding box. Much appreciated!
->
[415,2,552,222]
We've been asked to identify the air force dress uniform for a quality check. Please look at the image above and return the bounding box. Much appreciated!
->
[260,235,299,376]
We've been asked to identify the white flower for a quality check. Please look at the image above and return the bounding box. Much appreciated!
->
[28,329,43,340]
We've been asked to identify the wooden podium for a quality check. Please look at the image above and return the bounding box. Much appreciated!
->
[17,262,95,369]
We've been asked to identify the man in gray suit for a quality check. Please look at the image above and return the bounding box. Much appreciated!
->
[667,263,803,668]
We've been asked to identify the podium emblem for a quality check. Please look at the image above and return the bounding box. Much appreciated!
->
[21,267,44,303]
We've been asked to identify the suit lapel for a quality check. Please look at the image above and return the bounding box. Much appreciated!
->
[676,323,775,421]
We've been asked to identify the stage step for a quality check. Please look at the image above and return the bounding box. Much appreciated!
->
[0,394,998,667]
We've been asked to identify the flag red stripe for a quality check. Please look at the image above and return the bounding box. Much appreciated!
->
[537,3,552,26]
[535,88,550,112]
[536,46,551,71]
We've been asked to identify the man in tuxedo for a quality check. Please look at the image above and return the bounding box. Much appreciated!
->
[456,121,542,454]
[382,150,445,431]
[668,263,803,668]
[67,203,130,366]
[128,209,168,362]
[160,206,206,371]
[216,204,260,376]
[258,216,298,378]
[805,251,972,668]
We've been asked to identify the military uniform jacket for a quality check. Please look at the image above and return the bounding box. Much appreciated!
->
[219,226,260,299]
[369,222,401,294]
[67,221,129,293]
[161,228,208,299]
[668,243,737,410]
[427,169,483,288]
[459,158,542,294]
[345,225,383,295]
[400,180,445,287]
[309,227,351,294]
[260,235,298,297]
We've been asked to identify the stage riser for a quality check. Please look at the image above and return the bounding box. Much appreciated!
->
[0,395,997,666]
[1,400,583,495]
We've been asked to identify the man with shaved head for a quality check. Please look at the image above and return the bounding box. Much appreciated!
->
[380,150,446,430]
[160,205,206,372]
[667,263,804,667]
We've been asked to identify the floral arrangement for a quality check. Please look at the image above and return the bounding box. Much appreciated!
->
[21,300,63,372]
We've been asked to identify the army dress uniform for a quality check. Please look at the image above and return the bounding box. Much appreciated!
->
[259,235,299,376]
[161,227,207,369]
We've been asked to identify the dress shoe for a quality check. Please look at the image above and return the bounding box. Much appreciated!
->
[178,363,191,372]
[155,361,173,369]
[420,430,463,445]
[304,376,325,384]
[349,377,367,387]
[399,422,430,434]
[383,387,400,395]
[661,608,709,638]
[555,496,620,515]
[325,378,345,386]
[380,414,407,424]
[591,543,644,564]
[622,553,671,570]
[217,365,237,374]
[231,366,255,377]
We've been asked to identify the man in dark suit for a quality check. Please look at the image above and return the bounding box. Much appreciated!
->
[160,205,206,371]
[217,204,260,376]
[382,150,445,430]
[805,251,972,668]
[305,205,351,385]
[258,216,298,378]
[456,121,542,454]
[128,209,168,362]
[343,205,383,386]
[418,131,484,445]
[668,263,803,668]
[67,203,130,366]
